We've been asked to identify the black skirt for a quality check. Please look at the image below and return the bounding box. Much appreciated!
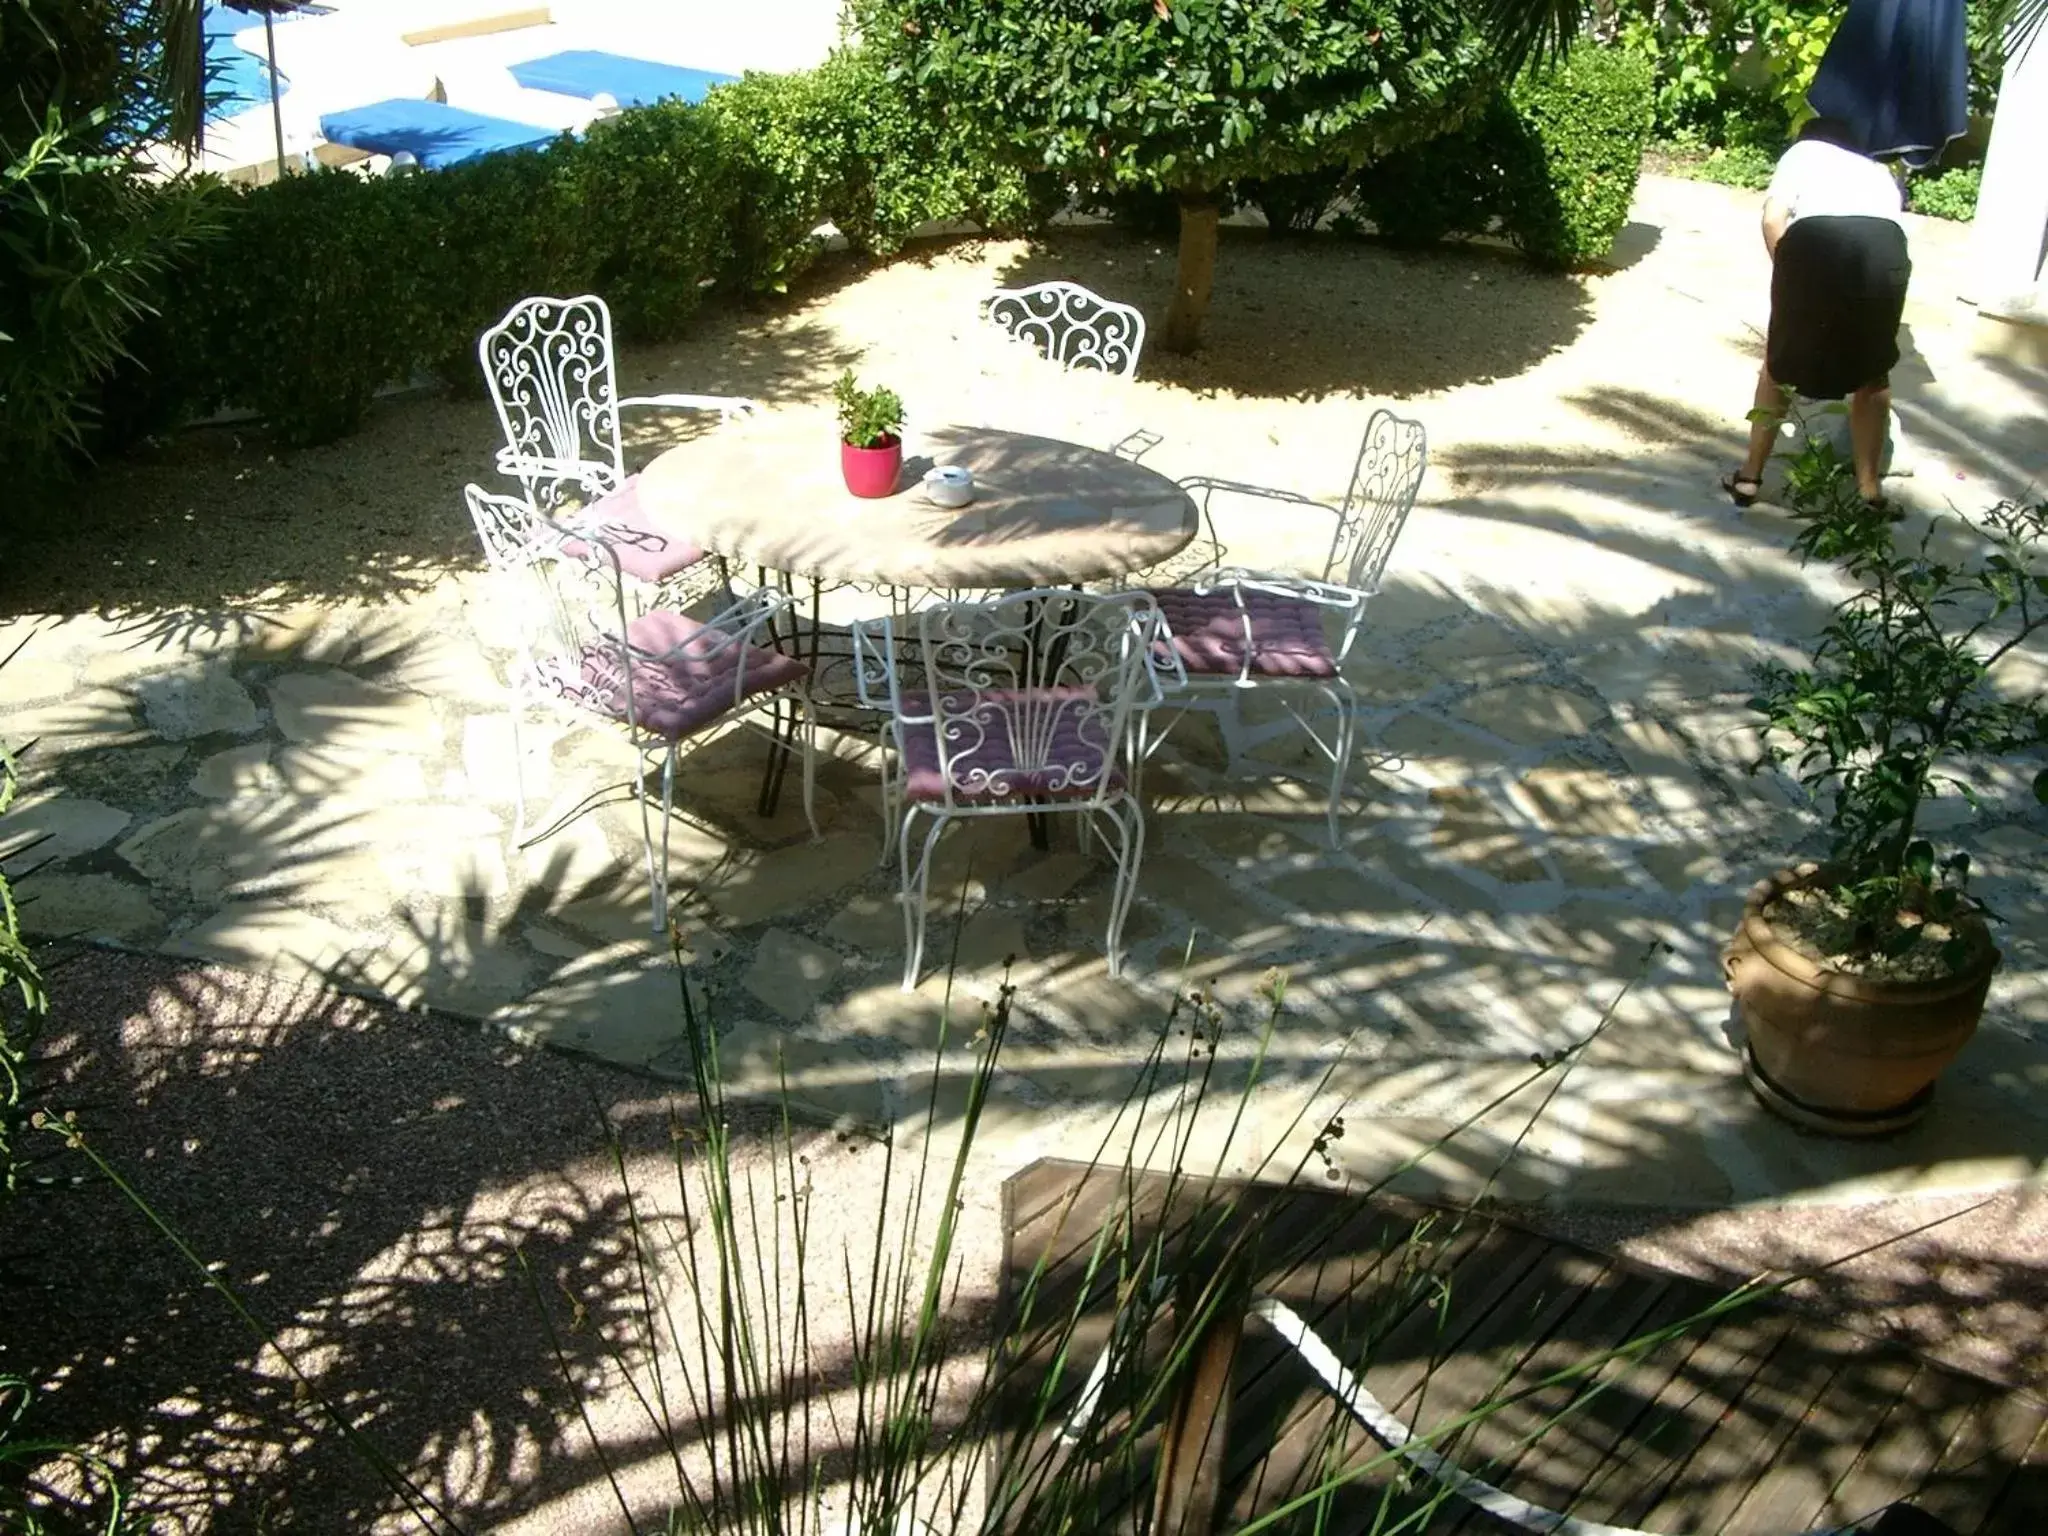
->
[1766,214,1912,400]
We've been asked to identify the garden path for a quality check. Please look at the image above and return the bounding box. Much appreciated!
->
[5,174,2045,1212]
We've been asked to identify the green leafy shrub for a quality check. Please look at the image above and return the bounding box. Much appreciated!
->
[93,46,1056,450]
[1,0,220,482]
[1332,48,1654,268]
[1503,50,1656,267]
[1752,436,2048,969]
[1688,141,1777,189]
[1909,164,1981,222]
[1,739,44,1212]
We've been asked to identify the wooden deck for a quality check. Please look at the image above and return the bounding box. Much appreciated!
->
[992,1159,2048,1535]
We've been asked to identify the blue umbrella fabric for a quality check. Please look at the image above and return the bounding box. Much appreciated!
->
[1806,0,1970,169]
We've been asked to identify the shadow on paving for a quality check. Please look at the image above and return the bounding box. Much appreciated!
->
[1,293,868,629]
[991,225,1596,400]
[7,954,2048,1533]
[5,359,2045,1212]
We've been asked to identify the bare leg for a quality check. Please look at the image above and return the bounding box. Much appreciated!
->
[1739,362,1787,482]
[1848,379,1890,501]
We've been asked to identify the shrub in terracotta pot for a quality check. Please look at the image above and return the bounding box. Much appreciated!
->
[834,370,904,498]
[1729,439,2048,1136]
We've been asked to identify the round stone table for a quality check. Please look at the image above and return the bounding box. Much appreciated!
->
[636,410,1196,590]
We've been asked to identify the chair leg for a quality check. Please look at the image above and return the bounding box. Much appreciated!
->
[508,702,528,847]
[658,744,679,923]
[797,692,820,843]
[900,810,946,992]
[634,739,665,934]
[756,695,792,820]
[877,748,902,866]
[1101,800,1146,979]
[1322,684,1359,848]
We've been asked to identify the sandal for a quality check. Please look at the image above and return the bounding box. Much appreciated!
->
[1721,471,1760,507]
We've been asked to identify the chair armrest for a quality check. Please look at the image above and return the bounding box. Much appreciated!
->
[1170,478,1342,585]
[495,450,619,502]
[847,616,902,713]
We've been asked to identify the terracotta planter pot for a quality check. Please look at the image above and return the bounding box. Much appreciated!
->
[1723,865,2000,1137]
[840,436,903,499]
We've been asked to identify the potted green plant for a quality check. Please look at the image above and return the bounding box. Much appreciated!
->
[1727,439,2048,1136]
[834,370,905,499]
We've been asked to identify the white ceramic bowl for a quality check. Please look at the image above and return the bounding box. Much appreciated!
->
[922,464,976,509]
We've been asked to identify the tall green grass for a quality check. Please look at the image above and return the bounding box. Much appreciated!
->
[35,936,1977,1532]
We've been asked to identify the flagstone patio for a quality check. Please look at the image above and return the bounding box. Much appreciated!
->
[6,175,2045,1209]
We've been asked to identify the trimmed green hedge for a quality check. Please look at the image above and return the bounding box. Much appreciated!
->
[1249,50,1654,270]
[103,49,1049,449]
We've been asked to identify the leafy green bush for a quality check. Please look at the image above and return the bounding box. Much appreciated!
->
[1329,49,1654,268]
[1910,165,1981,222]
[94,46,1055,453]
[1,0,219,482]
[1687,141,1777,189]
[1,740,47,1214]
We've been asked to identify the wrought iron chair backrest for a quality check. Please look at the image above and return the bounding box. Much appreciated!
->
[478,293,627,510]
[909,589,1160,811]
[1327,408,1428,592]
[982,281,1147,379]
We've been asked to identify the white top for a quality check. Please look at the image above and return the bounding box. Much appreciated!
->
[1766,139,1905,228]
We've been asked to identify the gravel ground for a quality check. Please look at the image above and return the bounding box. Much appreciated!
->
[6,948,2046,1534]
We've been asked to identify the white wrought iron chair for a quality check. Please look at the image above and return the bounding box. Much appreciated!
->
[981,281,1147,378]
[1139,408,1428,845]
[980,281,1156,460]
[477,292,754,602]
[463,484,817,932]
[851,589,1169,990]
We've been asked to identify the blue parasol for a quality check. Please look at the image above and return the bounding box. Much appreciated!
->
[1806,0,1970,169]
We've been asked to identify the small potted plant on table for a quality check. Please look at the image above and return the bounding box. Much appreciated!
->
[1727,441,2048,1136]
[835,371,905,499]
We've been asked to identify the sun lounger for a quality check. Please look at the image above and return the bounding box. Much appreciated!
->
[317,98,558,169]
[506,49,735,109]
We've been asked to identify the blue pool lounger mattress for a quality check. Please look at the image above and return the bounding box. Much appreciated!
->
[508,50,736,108]
[318,100,560,169]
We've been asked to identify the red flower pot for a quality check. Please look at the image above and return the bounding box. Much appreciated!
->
[841,436,903,499]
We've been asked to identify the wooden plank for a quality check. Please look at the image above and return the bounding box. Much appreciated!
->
[1221,1209,1509,1525]
[1637,1320,1856,1533]
[1151,1290,1248,1536]
[1902,1386,2048,1534]
[399,6,550,45]
[998,1163,2048,1535]
[1433,1271,1685,1534]
[1809,1357,1979,1531]
[1594,1308,1802,1530]
[1978,1411,2048,1530]
[1231,1236,1606,1533]
[1224,1221,1541,1517]
[1727,1344,1923,1533]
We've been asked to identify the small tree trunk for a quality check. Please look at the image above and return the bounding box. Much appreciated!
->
[1161,196,1220,354]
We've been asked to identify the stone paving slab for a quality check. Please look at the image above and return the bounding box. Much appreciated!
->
[4,176,2045,1210]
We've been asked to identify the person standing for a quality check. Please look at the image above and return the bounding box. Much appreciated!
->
[1723,117,1912,509]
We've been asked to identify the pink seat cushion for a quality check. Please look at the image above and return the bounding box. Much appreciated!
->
[580,608,805,741]
[898,687,1123,805]
[1147,586,1338,679]
[558,475,707,583]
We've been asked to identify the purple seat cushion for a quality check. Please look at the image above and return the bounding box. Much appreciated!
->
[580,608,805,741]
[1147,586,1338,679]
[898,687,1123,805]
[558,474,706,583]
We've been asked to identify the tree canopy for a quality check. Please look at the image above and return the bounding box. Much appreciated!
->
[855,0,1502,347]
[857,0,1492,196]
